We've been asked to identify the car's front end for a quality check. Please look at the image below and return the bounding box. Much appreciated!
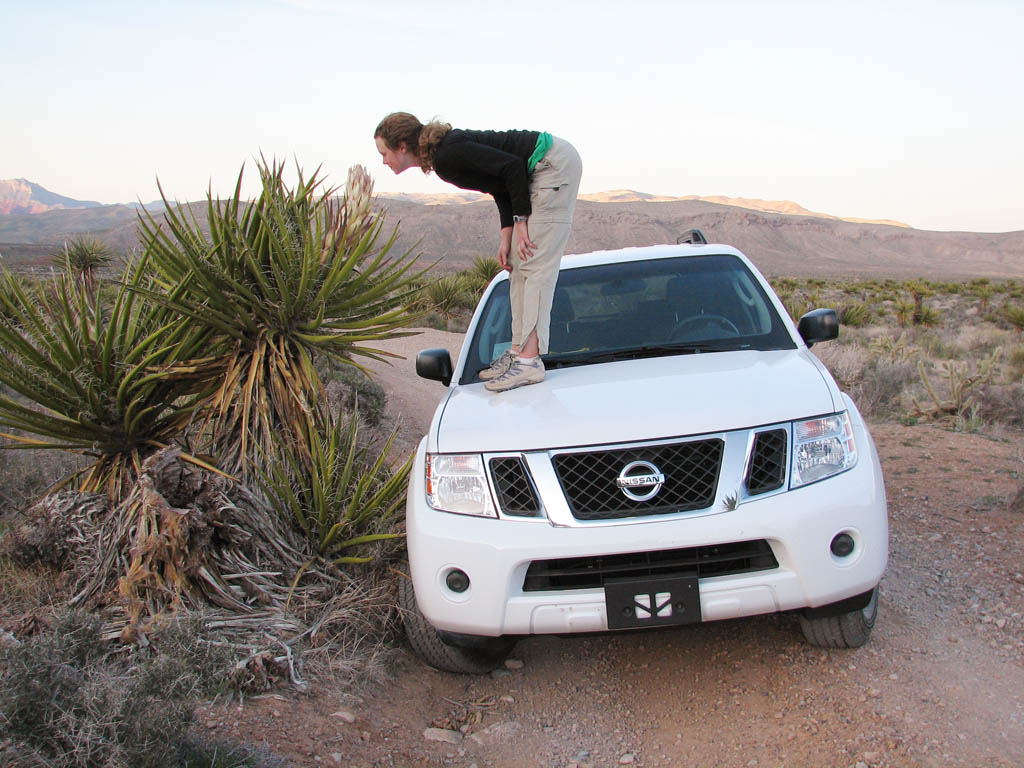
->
[403,243,888,670]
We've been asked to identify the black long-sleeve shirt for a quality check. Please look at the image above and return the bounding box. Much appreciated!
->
[432,128,540,228]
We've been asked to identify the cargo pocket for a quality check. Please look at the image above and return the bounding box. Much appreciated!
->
[530,179,572,221]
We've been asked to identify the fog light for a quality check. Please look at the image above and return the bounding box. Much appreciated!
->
[830,533,856,558]
[445,569,470,593]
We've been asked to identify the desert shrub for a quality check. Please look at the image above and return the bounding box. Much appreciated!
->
[1008,344,1024,380]
[975,383,1024,428]
[423,311,447,330]
[0,611,281,768]
[914,303,941,326]
[914,329,962,360]
[320,362,387,427]
[839,302,872,327]
[463,254,502,295]
[425,274,474,319]
[258,410,409,564]
[0,260,211,499]
[1004,304,1024,332]
[868,333,916,363]
[894,300,914,327]
[50,237,113,293]
[813,344,917,420]
[783,295,812,322]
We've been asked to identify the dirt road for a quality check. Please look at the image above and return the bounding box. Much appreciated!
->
[201,330,1024,768]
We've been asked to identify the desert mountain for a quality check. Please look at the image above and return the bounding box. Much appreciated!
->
[0,178,102,215]
[386,190,911,229]
[1,185,1021,280]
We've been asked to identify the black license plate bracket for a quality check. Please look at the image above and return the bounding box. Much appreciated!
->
[604,574,701,630]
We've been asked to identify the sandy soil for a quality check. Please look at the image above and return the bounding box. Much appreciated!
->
[198,329,1024,768]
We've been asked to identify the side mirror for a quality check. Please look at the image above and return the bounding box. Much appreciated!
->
[797,308,839,347]
[416,348,453,386]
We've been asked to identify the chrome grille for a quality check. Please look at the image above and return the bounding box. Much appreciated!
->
[552,438,724,520]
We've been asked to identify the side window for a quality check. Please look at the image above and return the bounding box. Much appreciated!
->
[464,282,512,382]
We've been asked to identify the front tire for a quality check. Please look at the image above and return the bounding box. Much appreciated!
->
[799,587,878,649]
[398,575,515,674]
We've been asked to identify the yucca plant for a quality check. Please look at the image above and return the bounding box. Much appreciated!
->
[1005,303,1024,332]
[463,254,502,295]
[426,274,473,320]
[137,159,428,474]
[839,302,872,327]
[0,258,215,500]
[258,410,410,565]
[52,237,113,293]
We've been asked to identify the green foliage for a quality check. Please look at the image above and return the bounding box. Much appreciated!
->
[781,293,811,322]
[0,611,282,768]
[463,254,502,295]
[1004,303,1024,332]
[426,274,474,319]
[51,237,113,291]
[915,304,941,326]
[258,410,410,564]
[894,300,914,327]
[839,302,872,327]
[320,361,388,426]
[0,259,213,499]
[138,160,427,474]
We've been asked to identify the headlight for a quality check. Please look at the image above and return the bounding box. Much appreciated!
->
[425,454,497,518]
[791,412,857,488]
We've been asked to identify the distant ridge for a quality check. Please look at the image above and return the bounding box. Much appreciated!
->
[0,178,102,215]
[381,189,910,228]
[2,182,1020,280]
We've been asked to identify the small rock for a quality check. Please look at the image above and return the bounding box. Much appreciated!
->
[863,751,881,761]
[490,668,511,680]
[500,695,516,704]
[996,618,1007,629]
[423,727,463,745]
[206,721,219,730]
[330,754,343,765]
[331,708,357,723]
[619,754,635,765]
[503,658,524,670]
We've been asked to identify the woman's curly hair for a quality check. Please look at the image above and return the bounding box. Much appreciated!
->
[374,112,451,174]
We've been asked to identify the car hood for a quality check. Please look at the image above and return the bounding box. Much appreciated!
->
[431,349,840,453]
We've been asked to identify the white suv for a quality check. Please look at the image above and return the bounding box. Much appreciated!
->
[401,240,888,673]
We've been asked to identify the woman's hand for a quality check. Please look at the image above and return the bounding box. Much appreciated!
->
[497,227,513,271]
[515,219,537,261]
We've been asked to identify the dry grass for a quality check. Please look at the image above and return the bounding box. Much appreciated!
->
[785,276,1023,433]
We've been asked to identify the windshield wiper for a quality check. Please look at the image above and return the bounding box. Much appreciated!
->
[545,342,748,369]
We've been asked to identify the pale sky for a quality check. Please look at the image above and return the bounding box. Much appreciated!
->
[3,0,1022,232]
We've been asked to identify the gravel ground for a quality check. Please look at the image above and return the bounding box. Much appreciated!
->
[198,329,1024,768]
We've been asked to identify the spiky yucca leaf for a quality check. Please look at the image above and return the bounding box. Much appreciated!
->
[0,258,216,499]
[137,159,428,474]
[258,410,409,564]
[51,237,113,292]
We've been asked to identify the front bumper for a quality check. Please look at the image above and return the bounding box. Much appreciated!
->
[406,415,888,638]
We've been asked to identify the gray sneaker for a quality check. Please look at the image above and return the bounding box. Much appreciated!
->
[485,357,545,392]
[478,349,516,381]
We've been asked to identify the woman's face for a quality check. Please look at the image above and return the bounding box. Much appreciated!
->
[375,137,418,174]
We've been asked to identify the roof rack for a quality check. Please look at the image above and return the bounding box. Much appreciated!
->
[676,229,707,245]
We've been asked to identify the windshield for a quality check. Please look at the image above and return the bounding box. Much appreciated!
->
[461,254,795,383]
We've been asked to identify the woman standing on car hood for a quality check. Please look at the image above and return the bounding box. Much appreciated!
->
[374,112,582,392]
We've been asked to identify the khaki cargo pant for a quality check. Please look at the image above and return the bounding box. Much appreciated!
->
[510,136,583,354]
